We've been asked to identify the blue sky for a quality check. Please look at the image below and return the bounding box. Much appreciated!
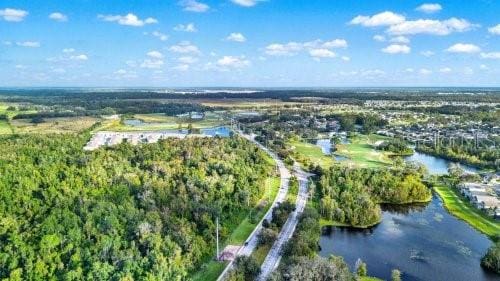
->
[1,0,499,87]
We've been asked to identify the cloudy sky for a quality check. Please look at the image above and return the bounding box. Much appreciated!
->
[1,0,499,87]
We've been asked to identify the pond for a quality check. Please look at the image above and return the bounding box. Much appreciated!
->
[404,151,478,175]
[316,138,349,161]
[319,195,496,281]
[200,126,231,137]
[316,139,332,155]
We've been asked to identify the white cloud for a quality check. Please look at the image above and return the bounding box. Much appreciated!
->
[147,50,164,59]
[264,38,347,56]
[322,39,348,48]
[416,3,442,14]
[420,50,435,57]
[70,54,88,61]
[350,11,405,27]
[382,44,410,54]
[62,48,75,53]
[179,0,209,13]
[439,67,452,73]
[140,59,164,69]
[98,13,157,27]
[388,18,475,36]
[390,36,410,44]
[216,56,251,68]
[488,24,500,35]
[231,0,264,7]
[113,69,138,79]
[309,49,336,60]
[480,52,500,59]
[169,41,201,54]
[174,23,197,32]
[341,56,350,62]
[49,12,67,22]
[178,56,198,64]
[16,41,40,48]
[172,64,190,71]
[479,64,488,70]
[265,42,303,56]
[446,43,481,53]
[405,68,414,73]
[0,8,28,22]
[226,32,246,42]
[373,35,386,42]
[152,31,168,41]
[419,68,432,75]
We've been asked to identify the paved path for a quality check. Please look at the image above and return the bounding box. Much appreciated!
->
[217,133,291,281]
[257,164,312,281]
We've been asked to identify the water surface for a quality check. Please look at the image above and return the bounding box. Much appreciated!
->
[320,196,495,281]
[404,151,478,174]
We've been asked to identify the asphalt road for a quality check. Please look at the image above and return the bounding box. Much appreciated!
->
[256,164,311,281]
[217,133,291,281]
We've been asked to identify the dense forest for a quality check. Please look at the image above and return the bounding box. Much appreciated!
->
[0,133,273,280]
[314,164,431,227]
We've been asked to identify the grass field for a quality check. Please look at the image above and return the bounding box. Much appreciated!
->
[0,103,38,119]
[434,184,500,238]
[11,117,100,134]
[0,120,13,134]
[334,134,392,168]
[288,140,335,168]
[191,261,228,281]
[107,113,227,131]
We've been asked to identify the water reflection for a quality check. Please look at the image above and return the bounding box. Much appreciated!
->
[319,196,496,281]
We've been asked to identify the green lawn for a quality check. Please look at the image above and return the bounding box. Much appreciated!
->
[107,113,228,132]
[434,184,500,238]
[288,140,335,168]
[334,134,392,168]
[0,120,13,135]
[191,261,228,281]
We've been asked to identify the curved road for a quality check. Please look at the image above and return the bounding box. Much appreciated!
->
[217,133,291,281]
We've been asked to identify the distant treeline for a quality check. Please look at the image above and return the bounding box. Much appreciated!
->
[2,88,500,103]
[10,101,212,120]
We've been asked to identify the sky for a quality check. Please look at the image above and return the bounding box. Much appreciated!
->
[1,0,499,87]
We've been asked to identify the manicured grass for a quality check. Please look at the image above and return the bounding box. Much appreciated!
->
[434,184,500,238]
[334,134,392,168]
[288,140,335,168]
[0,120,13,135]
[10,117,100,134]
[107,113,227,132]
[191,261,228,281]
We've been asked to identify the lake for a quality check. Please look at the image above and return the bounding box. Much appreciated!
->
[320,196,496,281]
[404,151,478,175]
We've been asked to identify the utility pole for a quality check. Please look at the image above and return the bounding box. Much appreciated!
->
[216,217,220,261]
